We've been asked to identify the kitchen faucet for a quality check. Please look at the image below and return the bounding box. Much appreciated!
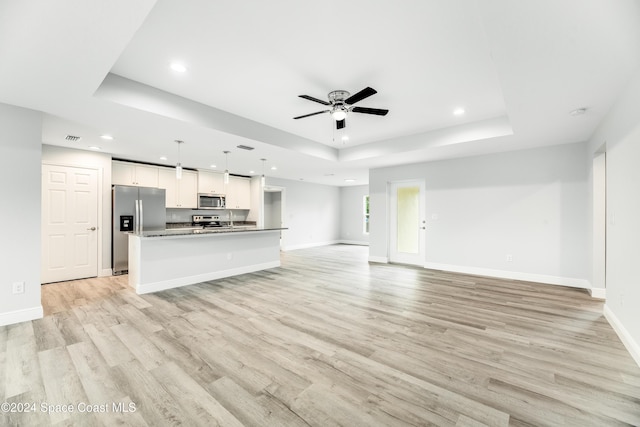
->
[228,211,234,227]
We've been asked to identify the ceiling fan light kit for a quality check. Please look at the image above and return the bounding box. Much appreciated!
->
[331,107,347,121]
[294,86,389,129]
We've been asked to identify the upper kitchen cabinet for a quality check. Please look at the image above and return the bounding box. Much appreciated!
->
[226,176,251,209]
[112,161,159,187]
[198,170,225,195]
[158,168,198,208]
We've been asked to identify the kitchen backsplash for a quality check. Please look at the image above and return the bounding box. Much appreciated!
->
[166,208,248,224]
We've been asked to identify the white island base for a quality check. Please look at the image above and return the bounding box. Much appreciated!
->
[128,229,281,294]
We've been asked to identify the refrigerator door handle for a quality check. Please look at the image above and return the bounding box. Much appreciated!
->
[139,200,144,231]
[134,199,139,232]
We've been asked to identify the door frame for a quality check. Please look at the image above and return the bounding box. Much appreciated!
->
[42,162,104,280]
[592,148,607,298]
[388,179,426,266]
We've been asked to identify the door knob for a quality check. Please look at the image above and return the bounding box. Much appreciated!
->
[87,227,96,231]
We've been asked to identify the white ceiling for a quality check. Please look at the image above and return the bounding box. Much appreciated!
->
[1,0,639,186]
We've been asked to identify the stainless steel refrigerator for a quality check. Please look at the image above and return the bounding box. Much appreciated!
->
[112,185,166,275]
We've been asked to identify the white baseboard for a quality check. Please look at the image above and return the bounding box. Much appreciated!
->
[589,287,606,299]
[604,304,640,368]
[423,262,591,290]
[100,268,113,277]
[368,255,389,263]
[135,261,280,294]
[282,240,341,251]
[0,305,43,327]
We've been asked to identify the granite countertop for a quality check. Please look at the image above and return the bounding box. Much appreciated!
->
[132,226,285,238]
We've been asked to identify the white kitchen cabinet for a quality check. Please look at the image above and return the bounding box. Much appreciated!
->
[226,176,251,209]
[197,170,225,194]
[158,168,198,208]
[112,161,159,187]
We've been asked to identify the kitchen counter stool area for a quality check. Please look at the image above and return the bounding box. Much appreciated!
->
[128,229,283,294]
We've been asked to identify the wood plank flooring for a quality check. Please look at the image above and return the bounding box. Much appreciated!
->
[1,244,639,426]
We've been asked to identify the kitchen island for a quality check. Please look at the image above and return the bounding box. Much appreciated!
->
[128,227,284,294]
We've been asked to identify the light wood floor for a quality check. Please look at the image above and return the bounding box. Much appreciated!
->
[1,245,639,426]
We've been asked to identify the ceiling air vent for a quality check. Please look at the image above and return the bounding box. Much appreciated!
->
[65,135,81,142]
[236,144,254,151]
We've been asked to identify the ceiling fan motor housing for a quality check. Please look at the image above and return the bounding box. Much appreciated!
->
[328,90,350,104]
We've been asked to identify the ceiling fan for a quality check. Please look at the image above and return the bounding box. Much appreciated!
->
[293,87,389,129]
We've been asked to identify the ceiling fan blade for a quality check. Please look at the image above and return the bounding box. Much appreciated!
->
[293,110,329,119]
[336,119,346,130]
[345,87,377,105]
[299,95,330,105]
[352,106,389,116]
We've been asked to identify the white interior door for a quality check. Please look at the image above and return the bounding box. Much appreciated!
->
[390,180,425,266]
[42,164,98,283]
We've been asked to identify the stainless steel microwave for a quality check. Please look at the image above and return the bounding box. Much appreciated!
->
[198,193,226,209]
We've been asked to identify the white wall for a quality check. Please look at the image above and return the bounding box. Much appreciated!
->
[0,103,43,325]
[339,185,369,245]
[266,177,340,250]
[42,145,113,276]
[588,68,640,365]
[369,142,589,287]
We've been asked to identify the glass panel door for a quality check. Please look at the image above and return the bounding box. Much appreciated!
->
[397,186,420,254]
[390,181,425,265]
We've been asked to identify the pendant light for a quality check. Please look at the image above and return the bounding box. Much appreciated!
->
[175,140,184,179]
[223,150,230,184]
[260,158,267,187]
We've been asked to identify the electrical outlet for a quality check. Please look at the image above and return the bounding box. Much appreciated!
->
[12,282,25,294]
[506,254,513,262]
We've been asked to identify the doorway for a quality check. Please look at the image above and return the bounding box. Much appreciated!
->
[41,164,99,283]
[389,180,425,266]
[263,186,285,249]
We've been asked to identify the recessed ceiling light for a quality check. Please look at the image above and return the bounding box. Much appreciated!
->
[570,107,587,116]
[88,146,101,151]
[341,135,349,142]
[170,62,187,73]
[270,166,277,170]
[159,156,168,161]
[100,134,113,140]
[453,108,465,116]
[210,164,217,168]
[345,179,356,183]
[249,170,255,174]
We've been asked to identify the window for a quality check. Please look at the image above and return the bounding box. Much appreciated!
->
[363,195,370,234]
